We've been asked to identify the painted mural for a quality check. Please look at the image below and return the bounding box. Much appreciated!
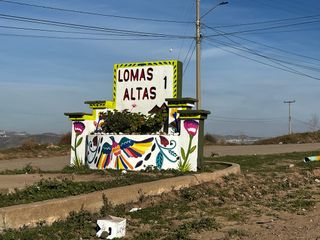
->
[179,120,199,172]
[87,135,184,171]
[71,122,86,166]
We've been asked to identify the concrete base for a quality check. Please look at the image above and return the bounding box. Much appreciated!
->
[0,162,240,230]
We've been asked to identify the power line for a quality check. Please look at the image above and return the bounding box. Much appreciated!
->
[208,37,320,74]
[183,40,196,65]
[0,32,181,41]
[0,0,192,24]
[183,42,196,75]
[177,0,195,60]
[0,13,192,39]
[203,26,320,79]
[0,24,137,36]
[204,39,320,81]
[204,24,320,63]
[210,14,320,29]
[205,18,320,37]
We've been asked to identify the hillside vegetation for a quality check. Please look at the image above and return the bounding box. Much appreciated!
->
[255,131,320,145]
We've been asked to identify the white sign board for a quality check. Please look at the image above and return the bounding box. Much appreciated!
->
[113,60,182,114]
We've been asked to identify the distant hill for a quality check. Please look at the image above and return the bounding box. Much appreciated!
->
[255,131,320,145]
[205,133,263,145]
[0,131,63,149]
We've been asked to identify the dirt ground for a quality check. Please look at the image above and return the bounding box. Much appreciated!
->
[122,160,320,240]
[188,173,320,240]
[0,144,320,239]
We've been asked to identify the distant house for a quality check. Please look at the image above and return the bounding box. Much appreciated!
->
[0,130,7,138]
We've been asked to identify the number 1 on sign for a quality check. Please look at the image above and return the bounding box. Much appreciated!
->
[164,76,167,89]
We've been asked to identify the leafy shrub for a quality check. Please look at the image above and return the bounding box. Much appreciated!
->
[100,110,165,134]
[21,138,38,150]
[59,132,71,145]
[204,133,217,144]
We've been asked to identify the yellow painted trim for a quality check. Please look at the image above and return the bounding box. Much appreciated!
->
[168,103,193,107]
[68,110,96,121]
[180,115,202,119]
[69,118,86,121]
[106,101,116,109]
[86,100,116,110]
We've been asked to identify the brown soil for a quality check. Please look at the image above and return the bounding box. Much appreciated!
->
[0,145,70,161]
[121,159,320,239]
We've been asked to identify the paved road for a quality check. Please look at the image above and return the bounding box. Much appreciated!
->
[204,143,320,157]
[0,144,319,192]
[0,143,319,172]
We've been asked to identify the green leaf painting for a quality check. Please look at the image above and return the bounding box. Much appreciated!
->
[181,147,186,161]
[190,145,196,154]
[76,137,83,148]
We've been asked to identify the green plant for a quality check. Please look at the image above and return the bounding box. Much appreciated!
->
[227,228,249,237]
[134,231,162,240]
[58,132,71,145]
[21,138,38,150]
[100,110,165,134]
[204,133,217,144]
[167,218,219,239]
[100,194,113,217]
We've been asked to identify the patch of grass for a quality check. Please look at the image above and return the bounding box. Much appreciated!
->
[0,172,176,208]
[205,151,320,172]
[225,211,246,223]
[166,218,220,240]
[227,228,249,238]
[179,188,198,202]
[129,203,168,224]
[0,210,96,240]
[263,188,316,213]
[134,230,162,240]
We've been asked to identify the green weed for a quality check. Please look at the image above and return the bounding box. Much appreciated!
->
[227,228,249,237]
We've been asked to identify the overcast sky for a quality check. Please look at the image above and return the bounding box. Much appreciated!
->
[0,0,319,137]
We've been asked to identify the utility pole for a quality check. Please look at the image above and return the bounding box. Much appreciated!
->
[196,0,201,110]
[284,100,295,134]
[195,1,228,110]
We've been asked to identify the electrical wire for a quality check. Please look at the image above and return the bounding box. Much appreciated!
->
[204,39,320,81]
[177,0,195,60]
[203,24,320,63]
[183,42,196,75]
[0,13,193,39]
[0,0,192,24]
[183,40,195,65]
[211,14,320,29]
[208,37,320,74]
[205,18,320,37]
[203,25,320,78]
[0,24,139,36]
[0,32,181,41]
